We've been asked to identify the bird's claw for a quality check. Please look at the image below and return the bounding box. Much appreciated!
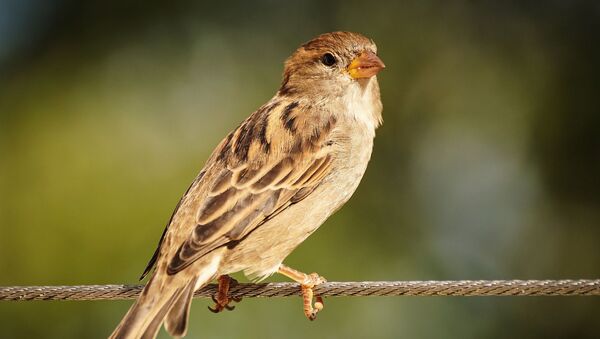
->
[208,275,242,314]
[207,304,236,313]
[277,265,327,321]
[301,273,326,321]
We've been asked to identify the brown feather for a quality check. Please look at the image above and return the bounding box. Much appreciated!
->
[164,279,196,337]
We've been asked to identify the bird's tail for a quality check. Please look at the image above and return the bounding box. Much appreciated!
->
[109,271,212,339]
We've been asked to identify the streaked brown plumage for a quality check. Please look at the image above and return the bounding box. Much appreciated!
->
[110,31,384,339]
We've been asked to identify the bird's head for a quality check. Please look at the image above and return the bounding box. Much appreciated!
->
[279,31,385,99]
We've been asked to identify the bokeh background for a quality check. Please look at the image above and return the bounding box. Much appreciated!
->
[1,1,599,338]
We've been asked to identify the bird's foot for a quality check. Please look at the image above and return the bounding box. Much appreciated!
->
[301,273,326,321]
[278,264,326,321]
[208,275,242,313]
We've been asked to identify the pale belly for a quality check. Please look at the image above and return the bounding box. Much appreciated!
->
[219,131,374,280]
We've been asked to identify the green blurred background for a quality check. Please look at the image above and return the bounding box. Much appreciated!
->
[1,1,599,338]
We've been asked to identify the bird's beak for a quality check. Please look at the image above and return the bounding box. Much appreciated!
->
[347,51,386,79]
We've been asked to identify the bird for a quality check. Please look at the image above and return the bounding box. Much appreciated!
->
[110,31,385,339]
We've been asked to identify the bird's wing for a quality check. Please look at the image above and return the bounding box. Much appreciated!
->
[143,99,338,276]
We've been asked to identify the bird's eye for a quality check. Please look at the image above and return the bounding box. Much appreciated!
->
[321,53,337,66]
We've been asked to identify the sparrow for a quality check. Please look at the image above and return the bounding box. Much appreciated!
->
[110,31,384,339]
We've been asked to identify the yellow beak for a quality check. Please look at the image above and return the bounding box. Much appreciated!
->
[347,50,386,79]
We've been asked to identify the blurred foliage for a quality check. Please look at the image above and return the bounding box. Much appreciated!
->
[1,0,599,338]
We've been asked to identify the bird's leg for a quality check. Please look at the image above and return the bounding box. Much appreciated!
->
[278,264,326,321]
[208,275,242,313]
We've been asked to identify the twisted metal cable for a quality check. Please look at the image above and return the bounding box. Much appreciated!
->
[1,280,599,301]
